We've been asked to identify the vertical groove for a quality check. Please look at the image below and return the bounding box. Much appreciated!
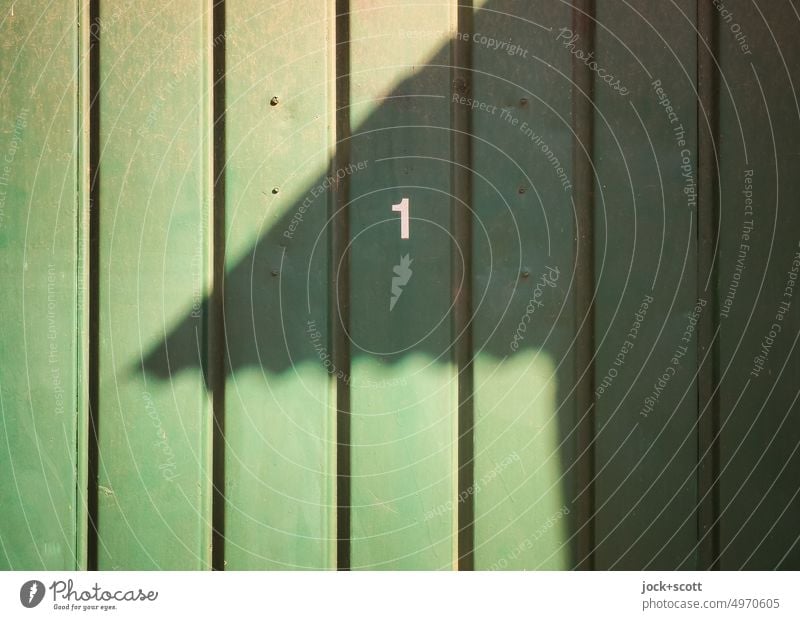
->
[697,0,721,571]
[573,0,596,571]
[85,0,101,572]
[333,0,352,571]
[210,0,227,572]
[452,0,474,572]
[75,0,91,571]
[74,0,90,571]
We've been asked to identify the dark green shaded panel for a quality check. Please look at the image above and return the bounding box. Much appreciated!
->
[348,0,457,569]
[221,0,336,569]
[716,0,800,570]
[0,0,80,570]
[96,2,212,569]
[470,1,577,570]
[592,0,699,569]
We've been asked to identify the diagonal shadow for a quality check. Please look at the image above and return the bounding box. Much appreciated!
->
[138,3,580,569]
[140,14,574,398]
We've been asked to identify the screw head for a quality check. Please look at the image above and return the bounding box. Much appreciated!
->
[270,96,280,106]
[520,98,528,107]
[521,270,530,278]
[518,186,526,194]
[271,269,279,277]
[271,187,279,194]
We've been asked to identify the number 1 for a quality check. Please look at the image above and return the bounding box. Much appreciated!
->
[392,197,409,239]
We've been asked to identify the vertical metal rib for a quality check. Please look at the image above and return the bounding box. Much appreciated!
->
[333,0,352,571]
[76,0,93,571]
[697,0,721,571]
[452,0,475,572]
[85,0,101,572]
[210,0,227,571]
[572,0,596,571]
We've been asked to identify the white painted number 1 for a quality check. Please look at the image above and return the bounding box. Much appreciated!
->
[392,197,410,239]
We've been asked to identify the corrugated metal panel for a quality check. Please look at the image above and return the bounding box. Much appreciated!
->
[0,0,83,570]
[219,0,337,570]
[592,0,700,570]
[1,0,798,571]
[470,0,577,570]
[347,0,458,570]
[93,0,214,569]
[716,0,800,570]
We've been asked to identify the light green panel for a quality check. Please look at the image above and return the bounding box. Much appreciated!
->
[474,356,571,570]
[96,1,213,569]
[221,0,337,569]
[470,1,577,570]
[348,0,457,569]
[0,0,81,570]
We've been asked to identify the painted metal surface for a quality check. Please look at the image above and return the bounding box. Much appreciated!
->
[347,0,458,570]
[470,0,577,570]
[592,0,700,570]
[219,0,337,569]
[715,1,800,570]
[1,0,799,571]
[94,1,213,569]
[0,0,82,570]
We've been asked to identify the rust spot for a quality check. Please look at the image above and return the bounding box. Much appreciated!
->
[453,77,469,96]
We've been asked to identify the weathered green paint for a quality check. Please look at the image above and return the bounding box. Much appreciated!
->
[95,1,213,569]
[347,0,457,569]
[76,0,91,572]
[716,0,800,570]
[0,0,81,570]
[220,0,337,569]
[592,0,699,569]
[470,0,577,570]
[0,0,798,572]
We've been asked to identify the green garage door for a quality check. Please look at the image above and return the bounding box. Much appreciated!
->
[1,0,798,570]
